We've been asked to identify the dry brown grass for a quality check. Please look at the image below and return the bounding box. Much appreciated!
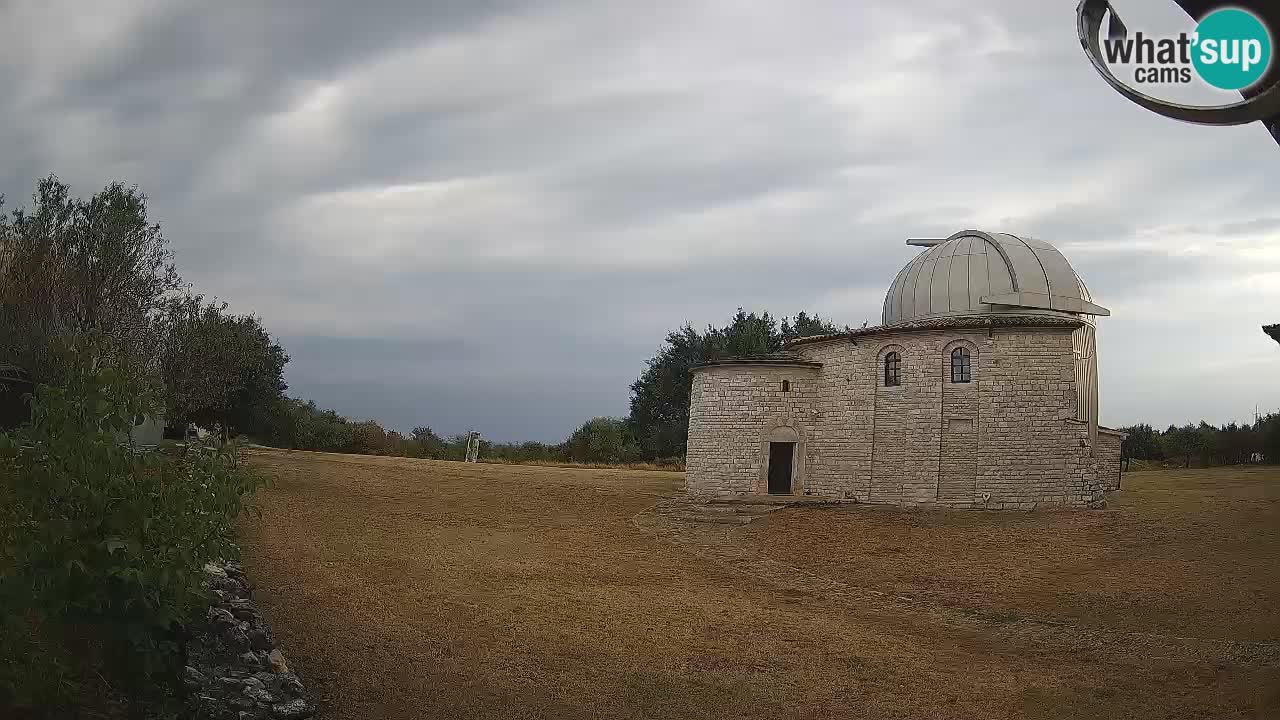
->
[478,457,686,472]
[239,451,1280,719]
[748,466,1280,643]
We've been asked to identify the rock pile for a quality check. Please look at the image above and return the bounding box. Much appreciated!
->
[185,560,315,720]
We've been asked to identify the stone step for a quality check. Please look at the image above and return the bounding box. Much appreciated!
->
[690,503,778,515]
[668,512,757,525]
[715,494,850,506]
[733,504,783,514]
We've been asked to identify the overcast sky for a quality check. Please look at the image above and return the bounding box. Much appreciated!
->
[2,0,1278,441]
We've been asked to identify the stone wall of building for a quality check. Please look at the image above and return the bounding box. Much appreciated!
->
[686,365,819,496]
[938,340,980,504]
[686,325,1106,508]
[972,332,1098,509]
[865,336,949,505]
[794,340,872,499]
[1097,428,1124,491]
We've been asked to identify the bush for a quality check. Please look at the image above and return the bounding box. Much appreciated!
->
[566,417,633,464]
[0,353,264,713]
[346,420,388,455]
[260,397,353,453]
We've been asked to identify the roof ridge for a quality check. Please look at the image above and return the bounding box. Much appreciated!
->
[786,313,1085,348]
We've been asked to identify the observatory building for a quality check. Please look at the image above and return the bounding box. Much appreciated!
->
[685,230,1125,509]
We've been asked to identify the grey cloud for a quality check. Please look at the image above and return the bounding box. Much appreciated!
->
[1072,250,1267,301]
[1159,216,1280,237]
[3,0,1280,441]
[1212,217,1280,236]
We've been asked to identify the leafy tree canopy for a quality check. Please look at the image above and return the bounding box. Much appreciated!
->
[0,176,181,385]
[159,295,288,439]
[567,417,632,464]
[628,308,843,460]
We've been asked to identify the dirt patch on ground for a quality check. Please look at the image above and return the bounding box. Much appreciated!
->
[742,467,1280,643]
[639,495,1280,669]
[240,450,1280,719]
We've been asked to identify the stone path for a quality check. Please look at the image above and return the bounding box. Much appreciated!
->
[634,497,1280,668]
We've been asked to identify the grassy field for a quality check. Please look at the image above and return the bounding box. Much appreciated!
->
[240,450,1280,719]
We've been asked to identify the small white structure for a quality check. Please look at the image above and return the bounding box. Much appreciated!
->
[464,431,482,463]
[129,415,166,446]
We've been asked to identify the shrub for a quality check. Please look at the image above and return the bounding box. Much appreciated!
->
[347,420,388,455]
[567,417,630,464]
[0,352,264,713]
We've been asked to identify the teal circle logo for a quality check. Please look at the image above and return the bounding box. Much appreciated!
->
[1191,8,1272,90]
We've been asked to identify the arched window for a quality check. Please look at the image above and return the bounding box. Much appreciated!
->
[951,347,971,383]
[883,352,901,387]
[781,380,790,393]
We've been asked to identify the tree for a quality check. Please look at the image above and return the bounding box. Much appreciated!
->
[628,309,841,459]
[567,417,629,463]
[781,311,841,344]
[1262,413,1280,464]
[410,426,445,458]
[346,421,388,455]
[705,309,780,360]
[628,325,707,461]
[260,397,353,452]
[0,176,181,385]
[1159,423,1206,468]
[159,295,288,440]
[1194,421,1218,466]
[385,430,407,456]
[1119,423,1161,461]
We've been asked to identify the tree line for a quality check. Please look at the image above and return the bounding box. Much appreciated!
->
[1118,419,1280,469]
[261,309,844,465]
[263,405,646,466]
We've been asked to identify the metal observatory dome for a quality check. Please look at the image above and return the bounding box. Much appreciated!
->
[882,230,1109,326]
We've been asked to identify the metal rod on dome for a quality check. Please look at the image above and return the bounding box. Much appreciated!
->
[906,238,946,247]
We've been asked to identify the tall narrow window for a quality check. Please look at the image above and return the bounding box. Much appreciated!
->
[781,380,790,392]
[884,352,901,387]
[951,347,972,383]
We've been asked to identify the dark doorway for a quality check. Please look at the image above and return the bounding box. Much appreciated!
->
[767,442,794,494]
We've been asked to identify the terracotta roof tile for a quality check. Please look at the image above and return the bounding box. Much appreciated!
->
[784,314,1085,348]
